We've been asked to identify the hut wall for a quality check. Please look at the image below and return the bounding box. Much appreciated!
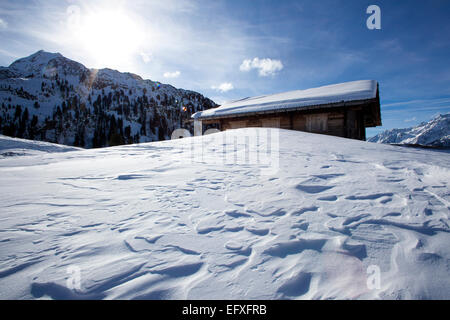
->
[211,105,369,140]
[292,114,306,131]
[327,112,345,137]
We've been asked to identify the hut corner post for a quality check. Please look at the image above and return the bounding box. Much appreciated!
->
[194,119,203,136]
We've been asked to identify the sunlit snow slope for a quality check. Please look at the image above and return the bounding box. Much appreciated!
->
[0,134,81,157]
[0,129,449,299]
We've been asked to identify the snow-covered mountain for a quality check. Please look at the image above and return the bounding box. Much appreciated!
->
[369,113,450,148]
[0,50,217,148]
[0,128,449,299]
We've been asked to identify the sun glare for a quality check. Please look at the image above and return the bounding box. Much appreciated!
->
[72,8,145,68]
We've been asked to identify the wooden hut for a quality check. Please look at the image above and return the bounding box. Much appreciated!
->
[192,80,381,140]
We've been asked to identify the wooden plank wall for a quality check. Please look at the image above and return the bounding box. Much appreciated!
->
[215,108,366,140]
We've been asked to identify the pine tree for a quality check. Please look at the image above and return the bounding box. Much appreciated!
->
[124,125,131,144]
[3,122,16,137]
[14,105,22,121]
[78,128,85,148]
[29,115,38,139]
[158,127,165,141]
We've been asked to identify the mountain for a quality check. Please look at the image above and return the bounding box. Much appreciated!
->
[0,50,217,148]
[0,128,449,299]
[369,113,450,148]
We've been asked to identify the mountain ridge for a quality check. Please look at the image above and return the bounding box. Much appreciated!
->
[0,50,217,148]
[369,113,450,148]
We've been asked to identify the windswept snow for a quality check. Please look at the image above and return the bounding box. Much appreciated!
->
[0,128,449,300]
[0,134,81,157]
[193,80,378,119]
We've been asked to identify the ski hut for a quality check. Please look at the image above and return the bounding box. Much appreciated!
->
[192,80,381,140]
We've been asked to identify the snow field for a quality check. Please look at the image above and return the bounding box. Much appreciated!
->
[0,128,449,299]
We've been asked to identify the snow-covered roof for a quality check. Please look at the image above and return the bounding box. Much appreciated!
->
[193,80,378,119]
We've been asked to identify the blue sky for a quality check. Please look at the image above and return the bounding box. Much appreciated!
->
[0,0,449,137]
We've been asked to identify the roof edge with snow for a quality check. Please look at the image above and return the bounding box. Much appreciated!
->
[193,80,379,120]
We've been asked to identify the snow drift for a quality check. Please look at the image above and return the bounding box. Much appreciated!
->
[0,128,449,300]
[0,134,80,157]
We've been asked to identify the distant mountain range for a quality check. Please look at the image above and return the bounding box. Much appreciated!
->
[0,50,216,148]
[369,113,450,148]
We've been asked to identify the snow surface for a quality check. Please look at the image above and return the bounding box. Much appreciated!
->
[193,80,378,119]
[369,113,450,148]
[0,134,81,157]
[0,128,449,300]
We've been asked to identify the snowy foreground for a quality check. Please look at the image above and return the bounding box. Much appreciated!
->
[0,129,449,300]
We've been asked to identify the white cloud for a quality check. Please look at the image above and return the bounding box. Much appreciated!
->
[163,70,181,78]
[239,57,283,76]
[404,117,417,123]
[0,18,7,29]
[140,52,152,64]
[239,59,253,72]
[211,82,234,93]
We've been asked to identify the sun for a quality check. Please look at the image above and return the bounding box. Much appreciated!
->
[72,8,145,69]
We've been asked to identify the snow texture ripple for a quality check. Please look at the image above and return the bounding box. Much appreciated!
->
[0,128,449,300]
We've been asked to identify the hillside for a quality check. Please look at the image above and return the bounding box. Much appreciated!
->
[0,134,80,157]
[0,128,449,299]
[0,50,217,148]
[369,113,450,148]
